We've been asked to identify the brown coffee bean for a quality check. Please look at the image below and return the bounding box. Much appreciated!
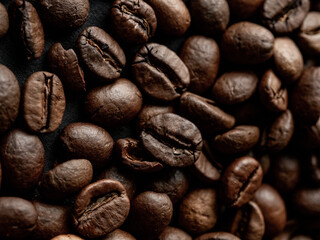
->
[212,71,259,105]
[101,229,136,240]
[141,113,203,167]
[158,226,192,240]
[179,92,236,135]
[195,232,240,240]
[0,3,9,38]
[179,188,218,235]
[127,191,173,239]
[23,71,66,133]
[85,78,143,127]
[222,157,263,208]
[1,129,45,193]
[51,235,84,240]
[221,22,274,65]
[59,122,114,168]
[146,0,190,36]
[9,0,44,60]
[73,179,130,238]
[259,69,288,112]
[307,154,320,186]
[132,43,190,102]
[297,117,320,149]
[213,126,260,154]
[32,201,71,240]
[253,184,287,237]
[48,43,86,93]
[77,26,126,82]
[0,64,20,135]
[227,0,265,19]
[293,188,320,216]
[40,159,93,200]
[179,35,220,94]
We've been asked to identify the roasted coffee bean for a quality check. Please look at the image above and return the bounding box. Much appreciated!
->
[116,138,163,173]
[213,126,260,154]
[195,232,240,240]
[179,188,218,235]
[144,168,189,203]
[1,129,45,193]
[274,37,304,84]
[146,0,190,36]
[101,229,136,240]
[98,165,137,200]
[298,12,320,56]
[85,78,143,127]
[179,92,236,135]
[32,202,71,240]
[0,197,38,239]
[73,179,130,238]
[77,26,126,82]
[127,191,173,239]
[307,154,320,185]
[141,113,203,167]
[37,0,89,29]
[9,0,44,60]
[260,110,294,152]
[111,0,157,44]
[158,226,192,240]
[132,43,190,102]
[297,117,320,149]
[291,236,313,240]
[0,64,20,135]
[293,188,320,216]
[291,67,320,125]
[222,156,263,208]
[40,159,93,200]
[179,35,220,94]
[0,3,9,38]
[51,235,84,240]
[253,184,287,237]
[59,122,114,168]
[261,0,310,34]
[48,43,86,93]
[259,69,288,112]
[221,22,274,65]
[227,0,265,19]
[212,71,259,105]
[23,71,66,133]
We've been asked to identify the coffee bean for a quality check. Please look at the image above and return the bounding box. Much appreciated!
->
[146,0,190,36]
[274,37,304,84]
[51,235,84,240]
[9,0,44,60]
[37,0,89,29]
[132,43,190,102]
[0,197,38,239]
[222,156,263,208]
[0,3,9,38]
[179,188,218,235]
[227,0,265,19]
[213,126,260,154]
[77,26,126,82]
[292,235,313,240]
[0,64,20,135]
[85,78,143,127]
[291,67,320,125]
[179,35,220,94]
[189,0,230,35]
[73,179,130,238]
[261,0,310,34]
[23,71,66,133]
[101,229,136,240]
[141,113,203,167]
[127,191,173,239]
[259,69,288,112]
[195,232,240,240]
[298,12,320,56]
[212,71,259,105]
[111,0,157,44]
[306,154,320,186]
[158,226,192,240]
[221,22,274,65]
[293,188,320,216]
[179,92,236,135]
[48,43,86,93]
[32,201,71,240]
[253,184,287,237]
[1,129,45,193]
[40,159,93,200]
[59,122,114,168]
[116,138,163,173]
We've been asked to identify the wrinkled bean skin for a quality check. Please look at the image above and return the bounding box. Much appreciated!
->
[227,0,265,19]
[195,232,241,240]
[9,0,44,60]
[158,226,192,240]
[0,3,9,38]
[101,229,136,240]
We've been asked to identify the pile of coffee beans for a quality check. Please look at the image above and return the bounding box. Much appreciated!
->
[1,0,320,239]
